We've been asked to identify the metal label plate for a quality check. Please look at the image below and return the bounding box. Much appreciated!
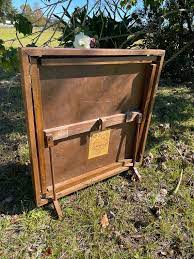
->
[88,130,111,159]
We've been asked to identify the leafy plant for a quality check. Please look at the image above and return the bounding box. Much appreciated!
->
[56,5,144,49]
[0,47,18,71]
[14,14,33,36]
[121,0,194,81]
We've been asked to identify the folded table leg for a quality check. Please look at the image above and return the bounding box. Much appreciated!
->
[47,135,63,219]
[131,113,142,181]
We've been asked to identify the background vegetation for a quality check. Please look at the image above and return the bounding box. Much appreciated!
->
[0,27,60,48]
[0,0,193,81]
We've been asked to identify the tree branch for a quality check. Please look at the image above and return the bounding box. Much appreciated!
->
[42,0,73,46]
[165,39,194,66]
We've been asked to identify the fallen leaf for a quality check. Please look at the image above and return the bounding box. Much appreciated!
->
[101,213,109,228]
[43,247,52,256]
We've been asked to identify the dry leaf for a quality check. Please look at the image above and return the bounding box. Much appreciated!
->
[43,247,52,256]
[101,213,109,228]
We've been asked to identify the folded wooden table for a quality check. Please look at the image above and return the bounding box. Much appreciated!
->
[19,48,165,218]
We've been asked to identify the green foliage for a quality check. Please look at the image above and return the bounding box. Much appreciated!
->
[0,11,33,72]
[120,0,194,81]
[33,8,47,27]
[143,0,194,81]
[57,6,143,48]
[14,14,33,36]
[0,39,5,52]
[0,0,16,22]
[0,47,18,71]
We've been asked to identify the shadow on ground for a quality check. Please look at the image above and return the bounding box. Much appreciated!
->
[0,76,35,215]
[0,163,35,215]
[0,85,26,137]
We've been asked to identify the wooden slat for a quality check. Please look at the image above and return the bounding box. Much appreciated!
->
[46,162,132,198]
[18,50,42,206]
[44,111,142,142]
[41,56,157,66]
[30,60,47,194]
[21,47,165,57]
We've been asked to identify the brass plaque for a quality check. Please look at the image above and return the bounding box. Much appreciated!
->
[88,130,111,159]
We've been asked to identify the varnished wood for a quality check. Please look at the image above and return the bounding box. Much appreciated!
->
[46,162,131,198]
[44,111,142,142]
[131,167,142,181]
[132,115,141,166]
[138,56,165,162]
[19,50,42,205]
[19,47,165,210]
[21,47,165,57]
[137,63,157,159]
[30,60,47,194]
[53,200,63,219]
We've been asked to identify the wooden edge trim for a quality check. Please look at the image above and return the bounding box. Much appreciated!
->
[30,59,47,194]
[19,47,165,57]
[18,49,42,205]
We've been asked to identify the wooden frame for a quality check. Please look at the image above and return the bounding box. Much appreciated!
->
[19,48,165,216]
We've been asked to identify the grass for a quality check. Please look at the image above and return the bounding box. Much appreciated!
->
[0,27,61,48]
[0,74,193,258]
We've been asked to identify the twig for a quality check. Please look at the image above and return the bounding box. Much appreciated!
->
[82,0,89,27]
[42,0,73,47]
[16,31,23,47]
[32,5,51,25]
[99,12,104,39]
[33,3,57,45]
[100,33,129,41]
[30,0,66,15]
[22,0,28,14]
[173,170,183,194]
[87,1,99,16]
